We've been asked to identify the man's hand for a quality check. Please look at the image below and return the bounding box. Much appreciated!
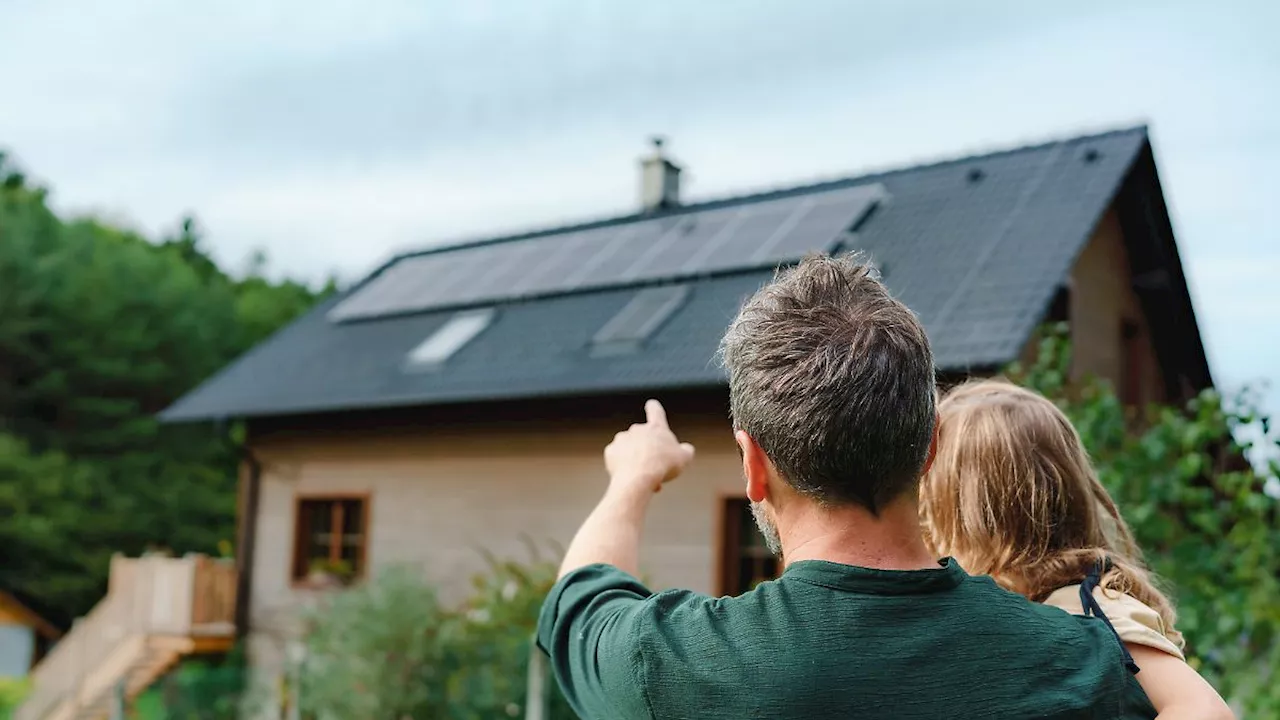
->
[558,400,695,578]
[605,399,696,494]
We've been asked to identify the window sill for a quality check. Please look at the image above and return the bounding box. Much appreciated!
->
[291,575,362,591]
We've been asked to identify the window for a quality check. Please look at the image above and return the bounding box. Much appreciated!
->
[1045,285,1071,324]
[1120,319,1142,406]
[406,308,495,368]
[591,285,690,357]
[719,498,781,596]
[292,496,368,584]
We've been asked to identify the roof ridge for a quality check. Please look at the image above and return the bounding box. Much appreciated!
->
[367,123,1149,274]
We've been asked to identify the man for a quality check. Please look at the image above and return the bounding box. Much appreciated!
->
[537,255,1155,718]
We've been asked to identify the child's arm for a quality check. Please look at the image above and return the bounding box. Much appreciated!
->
[1127,645,1234,720]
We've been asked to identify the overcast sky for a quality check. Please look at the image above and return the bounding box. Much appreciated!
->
[1,0,1276,415]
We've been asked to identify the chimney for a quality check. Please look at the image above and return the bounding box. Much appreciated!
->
[639,136,681,212]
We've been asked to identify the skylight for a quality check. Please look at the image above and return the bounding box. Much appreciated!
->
[591,285,690,357]
[406,309,495,368]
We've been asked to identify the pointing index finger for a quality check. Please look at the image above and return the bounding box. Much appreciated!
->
[644,399,668,428]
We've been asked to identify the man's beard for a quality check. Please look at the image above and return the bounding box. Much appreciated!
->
[749,501,782,556]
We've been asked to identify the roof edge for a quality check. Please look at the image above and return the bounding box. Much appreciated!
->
[378,124,1151,267]
[157,349,1023,425]
[0,590,62,638]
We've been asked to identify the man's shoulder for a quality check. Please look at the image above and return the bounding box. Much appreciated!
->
[956,574,1097,628]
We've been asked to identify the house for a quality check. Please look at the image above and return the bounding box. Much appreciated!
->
[159,126,1211,684]
[0,589,60,678]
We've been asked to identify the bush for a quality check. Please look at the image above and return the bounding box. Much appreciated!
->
[132,643,248,719]
[1009,325,1280,714]
[0,678,28,719]
[296,550,576,719]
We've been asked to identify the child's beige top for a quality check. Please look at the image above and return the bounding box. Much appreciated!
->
[1043,584,1185,660]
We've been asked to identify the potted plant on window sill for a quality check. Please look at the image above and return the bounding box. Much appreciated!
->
[305,559,356,589]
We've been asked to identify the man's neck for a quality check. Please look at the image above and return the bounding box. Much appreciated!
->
[778,497,939,571]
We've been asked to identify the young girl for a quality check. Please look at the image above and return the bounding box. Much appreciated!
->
[918,380,1233,720]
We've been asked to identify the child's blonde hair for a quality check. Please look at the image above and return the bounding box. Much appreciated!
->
[919,379,1180,643]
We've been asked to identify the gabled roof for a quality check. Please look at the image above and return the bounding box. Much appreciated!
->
[161,126,1208,422]
[0,589,62,639]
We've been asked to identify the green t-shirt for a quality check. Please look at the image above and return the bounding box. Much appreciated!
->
[537,559,1156,719]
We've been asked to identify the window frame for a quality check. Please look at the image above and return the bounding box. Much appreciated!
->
[717,495,781,597]
[405,308,496,369]
[590,284,691,357]
[289,493,371,587]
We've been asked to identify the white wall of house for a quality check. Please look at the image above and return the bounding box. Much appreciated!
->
[244,414,745,692]
[0,623,35,677]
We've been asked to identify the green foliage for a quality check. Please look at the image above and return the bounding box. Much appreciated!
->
[297,553,576,720]
[0,153,330,625]
[0,677,29,719]
[298,566,457,718]
[1008,324,1280,714]
[133,643,248,719]
[0,434,106,624]
[448,550,576,720]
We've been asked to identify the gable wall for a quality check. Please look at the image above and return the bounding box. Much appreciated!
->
[1019,205,1165,404]
[244,407,744,688]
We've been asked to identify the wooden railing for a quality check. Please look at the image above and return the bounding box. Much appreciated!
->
[191,555,237,634]
[15,553,236,720]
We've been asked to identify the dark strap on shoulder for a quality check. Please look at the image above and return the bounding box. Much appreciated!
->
[1079,558,1140,674]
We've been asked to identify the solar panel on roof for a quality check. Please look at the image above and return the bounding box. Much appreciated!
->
[507,230,598,297]
[638,210,734,278]
[561,225,635,290]
[619,216,695,282]
[451,238,545,307]
[766,199,867,260]
[328,182,886,322]
[585,220,665,287]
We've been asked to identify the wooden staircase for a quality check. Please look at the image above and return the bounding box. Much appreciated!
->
[15,554,236,720]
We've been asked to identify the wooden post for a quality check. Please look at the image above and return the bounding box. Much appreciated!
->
[71,617,85,710]
[109,678,126,720]
[525,637,550,720]
[191,553,208,628]
[286,643,304,720]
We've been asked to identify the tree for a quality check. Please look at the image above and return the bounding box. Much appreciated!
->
[1009,325,1279,714]
[0,152,329,626]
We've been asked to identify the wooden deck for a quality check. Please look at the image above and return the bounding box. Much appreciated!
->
[14,554,236,720]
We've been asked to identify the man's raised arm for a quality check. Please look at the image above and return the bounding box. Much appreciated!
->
[536,400,695,719]
[557,399,695,578]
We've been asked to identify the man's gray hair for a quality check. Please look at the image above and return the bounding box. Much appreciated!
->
[719,254,936,513]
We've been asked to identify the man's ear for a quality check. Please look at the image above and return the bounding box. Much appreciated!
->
[920,414,940,476]
[735,430,770,503]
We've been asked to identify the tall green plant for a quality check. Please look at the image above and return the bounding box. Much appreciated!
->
[296,554,576,720]
[448,549,576,720]
[1008,324,1280,714]
[297,566,457,718]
